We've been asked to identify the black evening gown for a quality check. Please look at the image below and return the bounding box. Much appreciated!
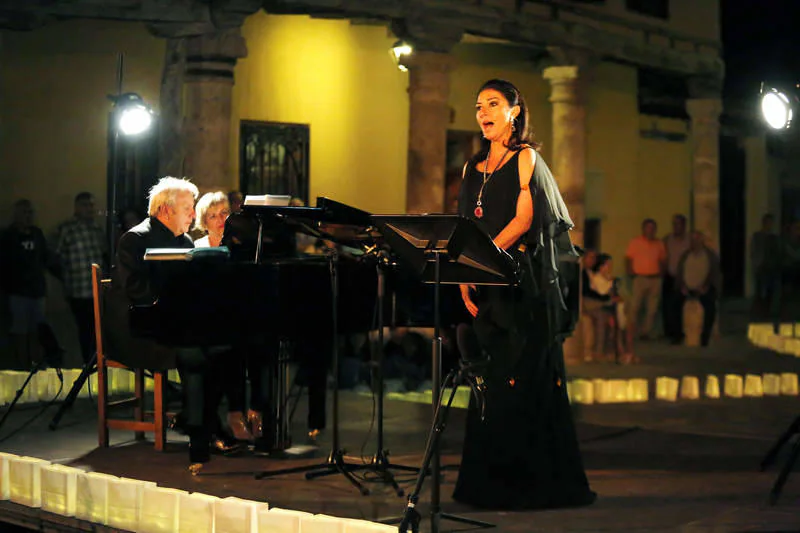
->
[452,149,596,510]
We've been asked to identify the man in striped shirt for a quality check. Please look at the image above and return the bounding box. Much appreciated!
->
[56,192,107,364]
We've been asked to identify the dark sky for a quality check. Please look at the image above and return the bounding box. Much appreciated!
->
[722,0,800,100]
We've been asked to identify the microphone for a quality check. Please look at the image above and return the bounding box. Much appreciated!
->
[455,323,488,420]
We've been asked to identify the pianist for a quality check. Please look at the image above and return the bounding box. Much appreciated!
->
[106,177,220,469]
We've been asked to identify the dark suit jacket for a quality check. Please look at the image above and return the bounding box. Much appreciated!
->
[105,217,193,369]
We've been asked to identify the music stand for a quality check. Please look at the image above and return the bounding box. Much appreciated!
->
[760,279,800,504]
[249,209,372,496]
[760,414,800,504]
[373,214,517,533]
[356,255,423,497]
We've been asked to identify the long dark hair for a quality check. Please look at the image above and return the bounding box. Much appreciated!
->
[471,79,540,165]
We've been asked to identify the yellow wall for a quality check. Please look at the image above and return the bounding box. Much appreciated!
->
[0,20,164,366]
[232,13,409,214]
[636,115,692,231]
[0,20,164,234]
[585,63,641,271]
[0,13,701,275]
[448,43,552,162]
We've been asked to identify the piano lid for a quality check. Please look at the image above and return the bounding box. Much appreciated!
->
[239,197,377,248]
[241,196,373,227]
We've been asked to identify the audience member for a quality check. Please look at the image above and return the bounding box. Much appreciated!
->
[625,219,666,340]
[55,192,107,364]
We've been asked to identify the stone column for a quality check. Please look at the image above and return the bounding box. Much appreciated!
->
[686,98,723,249]
[543,65,587,245]
[405,50,454,214]
[182,28,247,192]
[543,60,589,365]
[158,38,186,178]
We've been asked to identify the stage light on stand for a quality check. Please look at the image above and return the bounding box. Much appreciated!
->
[760,86,795,130]
[116,97,153,136]
[391,40,413,71]
[106,91,155,261]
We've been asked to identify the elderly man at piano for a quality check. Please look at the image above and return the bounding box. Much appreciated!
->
[105,176,223,470]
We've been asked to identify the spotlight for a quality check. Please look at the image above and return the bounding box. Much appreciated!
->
[760,87,794,130]
[106,91,155,261]
[111,93,154,136]
[391,40,413,72]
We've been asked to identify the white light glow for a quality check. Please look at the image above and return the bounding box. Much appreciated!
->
[118,105,153,135]
[391,41,413,71]
[392,43,413,61]
[761,90,793,130]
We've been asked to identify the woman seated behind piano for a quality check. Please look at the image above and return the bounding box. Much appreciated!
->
[193,191,272,449]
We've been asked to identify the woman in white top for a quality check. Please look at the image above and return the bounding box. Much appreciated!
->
[194,192,262,443]
[588,254,637,364]
[194,192,230,248]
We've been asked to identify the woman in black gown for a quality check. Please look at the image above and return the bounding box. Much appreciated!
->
[452,79,596,510]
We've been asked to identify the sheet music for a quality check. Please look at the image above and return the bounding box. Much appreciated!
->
[243,194,292,207]
[143,247,230,261]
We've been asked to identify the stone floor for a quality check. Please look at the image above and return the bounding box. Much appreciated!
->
[1,299,800,531]
[2,368,800,531]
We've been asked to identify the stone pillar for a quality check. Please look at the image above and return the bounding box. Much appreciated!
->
[183,28,247,192]
[543,61,589,365]
[158,38,186,178]
[686,98,723,249]
[543,65,586,245]
[405,51,454,214]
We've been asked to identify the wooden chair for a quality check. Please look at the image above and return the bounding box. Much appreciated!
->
[92,263,167,450]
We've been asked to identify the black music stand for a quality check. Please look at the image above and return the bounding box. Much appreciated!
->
[342,251,423,497]
[373,214,517,533]
[760,414,800,504]
[760,279,800,504]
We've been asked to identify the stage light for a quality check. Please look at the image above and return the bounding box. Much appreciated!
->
[112,93,154,135]
[118,104,153,135]
[760,87,794,130]
[391,40,413,71]
[106,91,155,260]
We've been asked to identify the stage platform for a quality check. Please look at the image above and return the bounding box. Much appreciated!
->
[1,379,800,532]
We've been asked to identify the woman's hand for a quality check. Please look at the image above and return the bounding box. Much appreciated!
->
[460,284,478,318]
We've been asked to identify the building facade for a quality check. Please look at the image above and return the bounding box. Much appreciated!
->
[0,0,784,358]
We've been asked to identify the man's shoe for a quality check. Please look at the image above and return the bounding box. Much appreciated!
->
[211,432,242,456]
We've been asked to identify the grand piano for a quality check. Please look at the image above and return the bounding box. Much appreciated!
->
[130,197,470,347]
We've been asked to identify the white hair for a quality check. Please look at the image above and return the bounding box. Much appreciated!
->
[147,177,199,216]
[193,191,229,232]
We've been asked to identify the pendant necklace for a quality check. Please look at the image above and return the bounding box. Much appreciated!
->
[474,146,510,219]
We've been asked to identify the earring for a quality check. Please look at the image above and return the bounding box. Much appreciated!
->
[511,118,516,132]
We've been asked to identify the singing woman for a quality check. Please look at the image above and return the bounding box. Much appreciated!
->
[453,79,596,510]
